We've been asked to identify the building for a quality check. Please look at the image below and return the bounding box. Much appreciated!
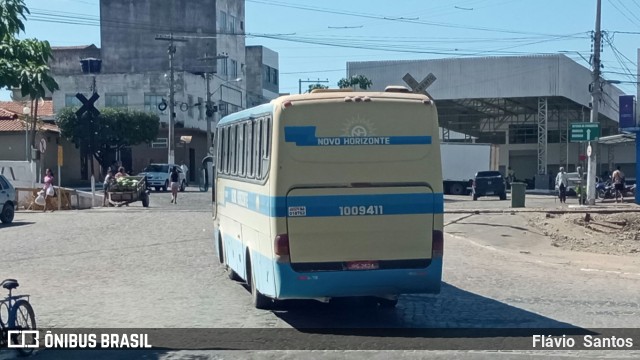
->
[347,54,629,188]
[44,0,279,185]
[245,46,280,108]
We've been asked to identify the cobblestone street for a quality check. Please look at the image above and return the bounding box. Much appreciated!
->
[1,190,639,359]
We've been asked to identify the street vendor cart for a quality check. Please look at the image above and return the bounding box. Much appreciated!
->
[107,176,150,207]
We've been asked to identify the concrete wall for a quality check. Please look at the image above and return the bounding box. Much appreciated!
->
[246,46,279,108]
[100,0,219,74]
[50,46,102,76]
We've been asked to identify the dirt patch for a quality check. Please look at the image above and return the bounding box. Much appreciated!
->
[528,212,640,256]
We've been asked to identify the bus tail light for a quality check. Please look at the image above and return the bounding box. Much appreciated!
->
[283,101,293,109]
[432,230,444,259]
[275,234,290,256]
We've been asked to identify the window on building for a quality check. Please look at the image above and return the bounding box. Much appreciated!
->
[144,94,165,114]
[65,94,82,107]
[218,58,228,76]
[151,138,168,148]
[263,65,270,83]
[229,15,236,34]
[188,95,194,118]
[230,59,238,77]
[219,11,227,32]
[508,124,537,144]
[198,97,204,120]
[240,21,244,31]
[272,68,278,85]
[105,94,127,108]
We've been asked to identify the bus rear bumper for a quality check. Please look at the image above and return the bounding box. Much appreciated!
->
[273,260,442,300]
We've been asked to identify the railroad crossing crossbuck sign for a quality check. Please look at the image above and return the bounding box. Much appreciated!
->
[403,73,437,98]
[75,93,101,118]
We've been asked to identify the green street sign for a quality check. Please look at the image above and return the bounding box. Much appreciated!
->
[570,122,600,142]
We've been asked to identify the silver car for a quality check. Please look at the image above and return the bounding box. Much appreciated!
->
[0,175,16,224]
[139,164,186,192]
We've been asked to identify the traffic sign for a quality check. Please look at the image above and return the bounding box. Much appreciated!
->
[75,93,100,118]
[403,73,437,98]
[587,145,592,157]
[39,138,47,153]
[570,122,600,142]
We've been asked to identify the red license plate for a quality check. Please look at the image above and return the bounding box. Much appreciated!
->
[346,261,379,270]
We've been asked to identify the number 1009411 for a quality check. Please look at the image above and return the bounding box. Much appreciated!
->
[338,205,384,216]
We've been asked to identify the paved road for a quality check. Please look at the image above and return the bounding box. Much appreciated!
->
[1,190,639,358]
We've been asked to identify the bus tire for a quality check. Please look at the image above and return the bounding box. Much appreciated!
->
[228,268,242,281]
[377,297,398,309]
[217,234,225,264]
[246,256,273,310]
[449,183,464,195]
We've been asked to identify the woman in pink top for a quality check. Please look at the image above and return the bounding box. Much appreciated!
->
[43,168,55,212]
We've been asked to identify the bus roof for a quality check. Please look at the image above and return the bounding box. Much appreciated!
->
[216,90,432,127]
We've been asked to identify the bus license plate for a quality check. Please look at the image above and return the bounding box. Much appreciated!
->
[346,261,379,270]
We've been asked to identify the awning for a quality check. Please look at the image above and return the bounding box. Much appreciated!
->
[597,133,636,145]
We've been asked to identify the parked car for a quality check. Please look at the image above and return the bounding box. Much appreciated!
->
[472,171,507,201]
[138,164,186,192]
[0,175,16,224]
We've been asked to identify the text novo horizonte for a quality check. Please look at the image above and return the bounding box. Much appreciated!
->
[317,137,391,146]
[532,334,633,348]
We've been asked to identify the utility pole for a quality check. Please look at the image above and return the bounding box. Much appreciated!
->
[299,78,330,94]
[587,0,602,205]
[156,33,188,164]
[199,53,228,158]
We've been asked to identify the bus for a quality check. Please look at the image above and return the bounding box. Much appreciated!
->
[212,87,444,309]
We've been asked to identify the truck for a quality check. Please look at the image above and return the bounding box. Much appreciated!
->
[441,143,500,195]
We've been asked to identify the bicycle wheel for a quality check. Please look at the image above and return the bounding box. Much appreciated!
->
[9,300,37,356]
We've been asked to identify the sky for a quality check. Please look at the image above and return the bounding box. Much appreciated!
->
[2,0,639,100]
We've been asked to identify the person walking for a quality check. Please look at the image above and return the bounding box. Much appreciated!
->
[555,167,568,204]
[170,166,180,204]
[103,169,114,207]
[42,168,56,212]
[612,166,625,203]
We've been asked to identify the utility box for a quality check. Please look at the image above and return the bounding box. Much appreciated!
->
[511,182,526,208]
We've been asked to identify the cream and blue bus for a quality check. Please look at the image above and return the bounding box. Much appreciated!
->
[212,87,444,309]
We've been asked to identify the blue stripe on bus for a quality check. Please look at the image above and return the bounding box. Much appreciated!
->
[284,126,432,146]
[223,187,443,217]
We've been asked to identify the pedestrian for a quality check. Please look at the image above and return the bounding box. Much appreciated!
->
[575,181,586,205]
[115,166,128,179]
[612,166,625,203]
[181,162,189,186]
[42,168,56,212]
[103,169,114,207]
[170,166,180,204]
[555,167,568,204]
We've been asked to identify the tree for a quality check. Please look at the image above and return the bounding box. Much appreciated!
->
[337,75,373,90]
[307,83,329,92]
[57,107,160,170]
[1,0,58,149]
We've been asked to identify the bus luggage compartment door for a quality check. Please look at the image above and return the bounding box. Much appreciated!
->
[285,186,440,271]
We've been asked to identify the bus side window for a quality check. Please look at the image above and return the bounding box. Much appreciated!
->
[255,119,263,179]
[224,127,231,174]
[247,121,254,179]
[238,123,245,177]
[230,125,237,175]
[261,116,271,178]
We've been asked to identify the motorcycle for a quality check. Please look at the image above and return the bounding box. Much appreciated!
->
[596,180,614,200]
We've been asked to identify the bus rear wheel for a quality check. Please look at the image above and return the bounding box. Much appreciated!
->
[246,256,274,310]
[377,297,398,309]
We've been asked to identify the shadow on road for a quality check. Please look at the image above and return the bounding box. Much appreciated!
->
[454,222,530,232]
[0,221,35,229]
